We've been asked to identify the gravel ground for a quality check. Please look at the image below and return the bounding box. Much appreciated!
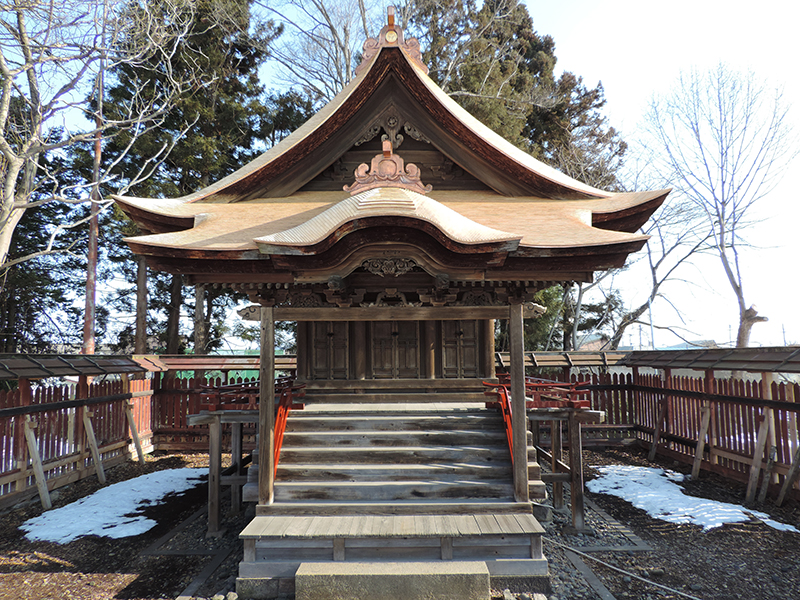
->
[1,447,798,600]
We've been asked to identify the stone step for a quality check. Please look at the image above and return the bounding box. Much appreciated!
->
[286,414,503,432]
[274,480,515,502]
[278,462,513,482]
[294,561,491,600]
[278,445,511,464]
[300,392,488,403]
[281,429,506,448]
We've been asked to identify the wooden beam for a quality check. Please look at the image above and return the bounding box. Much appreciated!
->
[776,446,800,506]
[82,410,106,484]
[23,416,51,510]
[121,375,144,463]
[259,306,276,506]
[745,414,770,504]
[691,402,712,480]
[274,306,510,321]
[509,303,528,503]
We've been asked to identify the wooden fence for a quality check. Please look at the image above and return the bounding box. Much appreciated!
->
[2,366,799,508]
[569,370,800,501]
[0,376,154,509]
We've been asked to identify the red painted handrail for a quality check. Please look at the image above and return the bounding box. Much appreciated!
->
[273,379,305,477]
[483,382,514,464]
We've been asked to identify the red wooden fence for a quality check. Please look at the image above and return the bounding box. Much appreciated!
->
[2,368,799,507]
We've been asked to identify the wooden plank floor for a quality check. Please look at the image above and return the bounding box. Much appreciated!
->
[241,513,544,539]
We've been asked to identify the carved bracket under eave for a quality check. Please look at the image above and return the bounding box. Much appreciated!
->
[344,140,432,195]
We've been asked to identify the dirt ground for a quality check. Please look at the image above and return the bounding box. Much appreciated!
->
[0,447,798,600]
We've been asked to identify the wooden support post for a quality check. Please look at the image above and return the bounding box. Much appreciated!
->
[776,446,800,507]
[24,416,51,510]
[208,414,222,535]
[648,368,671,462]
[483,319,495,379]
[691,402,712,480]
[230,421,243,514]
[551,419,564,510]
[762,373,778,486]
[745,414,770,505]
[787,384,798,455]
[82,410,106,484]
[121,375,144,463]
[566,411,588,533]
[705,370,719,467]
[425,320,437,379]
[14,379,32,472]
[354,320,368,380]
[259,306,276,506]
[509,303,529,503]
[124,401,145,463]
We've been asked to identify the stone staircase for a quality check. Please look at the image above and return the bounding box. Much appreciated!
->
[238,402,549,596]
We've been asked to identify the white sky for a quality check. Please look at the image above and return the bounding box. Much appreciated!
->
[526,0,800,348]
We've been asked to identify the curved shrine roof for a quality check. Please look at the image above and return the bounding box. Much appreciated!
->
[114,15,669,284]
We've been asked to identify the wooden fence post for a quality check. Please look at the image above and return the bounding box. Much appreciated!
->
[82,409,106,484]
[121,375,145,463]
[649,368,671,461]
[23,415,51,510]
[691,370,715,480]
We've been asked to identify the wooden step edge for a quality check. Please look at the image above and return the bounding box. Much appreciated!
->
[254,501,535,516]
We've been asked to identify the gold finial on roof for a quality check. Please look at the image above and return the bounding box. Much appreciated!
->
[354,7,428,76]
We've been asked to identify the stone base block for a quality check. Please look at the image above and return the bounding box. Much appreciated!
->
[295,561,491,600]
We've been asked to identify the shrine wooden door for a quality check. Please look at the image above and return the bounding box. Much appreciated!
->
[441,320,480,378]
[311,321,349,379]
[370,321,420,379]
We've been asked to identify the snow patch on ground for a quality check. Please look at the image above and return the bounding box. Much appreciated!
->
[21,468,205,544]
[588,465,798,533]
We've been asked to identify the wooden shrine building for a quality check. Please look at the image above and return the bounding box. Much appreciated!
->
[116,9,668,598]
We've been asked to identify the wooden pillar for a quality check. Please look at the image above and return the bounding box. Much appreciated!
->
[509,303,529,503]
[353,320,367,380]
[230,421,243,513]
[208,414,222,534]
[259,306,276,505]
[425,321,437,379]
[567,411,587,532]
[551,419,564,510]
[483,319,495,379]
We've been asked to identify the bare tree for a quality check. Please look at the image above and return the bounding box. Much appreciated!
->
[642,64,797,347]
[254,0,387,101]
[0,0,201,270]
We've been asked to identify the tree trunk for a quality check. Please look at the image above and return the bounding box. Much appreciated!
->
[736,305,768,348]
[135,256,148,353]
[194,284,206,354]
[166,275,182,354]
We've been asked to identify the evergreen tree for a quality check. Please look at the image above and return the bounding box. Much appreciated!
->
[93,0,282,353]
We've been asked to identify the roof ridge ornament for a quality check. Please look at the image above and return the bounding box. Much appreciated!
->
[344,140,433,195]
[355,6,428,77]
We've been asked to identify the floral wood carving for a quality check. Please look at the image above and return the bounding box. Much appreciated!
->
[344,140,432,195]
[361,257,418,277]
[354,8,428,76]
